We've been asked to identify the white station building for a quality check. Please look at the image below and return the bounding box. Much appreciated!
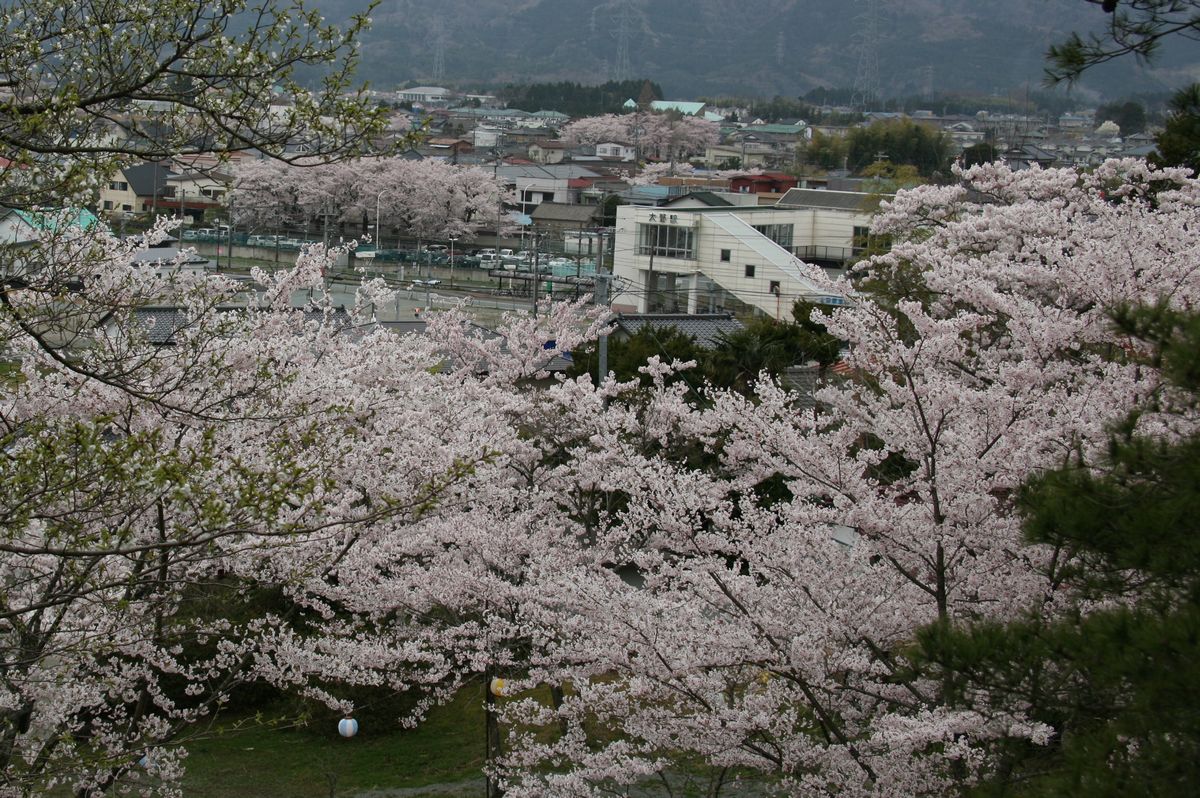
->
[610,189,885,319]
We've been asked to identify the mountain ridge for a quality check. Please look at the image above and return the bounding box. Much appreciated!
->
[319,0,1199,101]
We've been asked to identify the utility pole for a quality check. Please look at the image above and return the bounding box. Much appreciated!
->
[593,225,611,385]
[531,232,540,317]
[646,231,656,313]
[227,194,234,271]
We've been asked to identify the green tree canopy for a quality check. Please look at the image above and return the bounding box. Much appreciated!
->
[914,306,1200,796]
[0,0,389,208]
[500,79,662,116]
[801,129,848,171]
[1096,99,1148,134]
[845,118,952,177]
[566,324,702,393]
[1048,1,1200,84]
[1153,83,1200,174]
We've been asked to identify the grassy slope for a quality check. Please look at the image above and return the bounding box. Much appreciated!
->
[180,687,486,798]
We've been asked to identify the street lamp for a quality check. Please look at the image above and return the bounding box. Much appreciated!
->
[448,235,458,288]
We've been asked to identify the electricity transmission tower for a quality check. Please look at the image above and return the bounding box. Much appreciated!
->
[851,0,883,111]
[430,17,447,83]
[591,0,654,82]
[613,0,636,81]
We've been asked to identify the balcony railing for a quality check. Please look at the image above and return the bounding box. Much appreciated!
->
[791,245,862,263]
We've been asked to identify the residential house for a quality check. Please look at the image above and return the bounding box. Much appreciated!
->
[595,141,636,161]
[162,169,231,222]
[496,163,602,216]
[423,137,474,162]
[1004,144,1058,171]
[703,141,774,169]
[527,140,568,164]
[730,172,799,195]
[530,202,603,253]
[97,162,177,217]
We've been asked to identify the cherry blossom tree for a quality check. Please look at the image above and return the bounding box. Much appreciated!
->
[233,157,512,248]
[562,112,718,162]
[627,162,763,186]
[0,214,603,795]
[560,114,630,148]
[7,156,1200,798]
[0,0,389,210]
[457,160,1200,796]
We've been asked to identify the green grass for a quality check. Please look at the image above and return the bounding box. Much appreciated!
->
[178,686,488,798]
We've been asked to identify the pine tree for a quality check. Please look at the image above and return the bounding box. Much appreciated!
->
[915,306,1200,797]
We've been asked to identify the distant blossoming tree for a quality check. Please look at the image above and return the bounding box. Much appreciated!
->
[233,157,513,247]
[562,111,718,161]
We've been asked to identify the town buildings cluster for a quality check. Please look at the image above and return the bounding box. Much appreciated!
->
[65,82,1165,327]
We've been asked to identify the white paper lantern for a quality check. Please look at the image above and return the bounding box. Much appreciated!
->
[338,717,359,738]
[489,677,506,697]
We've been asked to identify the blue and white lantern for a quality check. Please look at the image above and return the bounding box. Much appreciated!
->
[338,717,359,738]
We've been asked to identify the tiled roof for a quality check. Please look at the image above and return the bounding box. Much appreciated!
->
[775,188,880,211]
[614,313,745,350]
[128,307,354,345]
[663,191,733,207]
[123,162,177,196]
[530,202,601,223]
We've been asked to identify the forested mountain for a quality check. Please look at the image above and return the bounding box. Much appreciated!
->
[317,0,1197,100]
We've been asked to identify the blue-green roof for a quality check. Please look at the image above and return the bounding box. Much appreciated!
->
[745,124,806,135]
[12,208,100,232]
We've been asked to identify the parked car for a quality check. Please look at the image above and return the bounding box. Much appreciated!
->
[477,253,503,267]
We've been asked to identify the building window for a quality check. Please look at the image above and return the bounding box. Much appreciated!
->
[753,223,794,249]
[122,204,132,212]
[108,181,128,192]
[720,248,731,262]
[852,225,891,256]
[638,223,694,259]
[745,264,756,278]
[102,200,113,210]
[769,280,780,295]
